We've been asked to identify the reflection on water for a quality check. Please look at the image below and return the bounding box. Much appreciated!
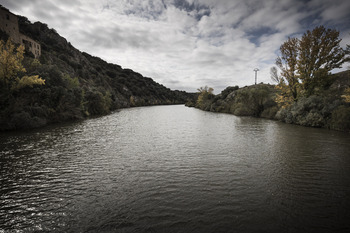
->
[1,105,350,232]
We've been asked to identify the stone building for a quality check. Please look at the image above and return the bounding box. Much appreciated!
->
[20,34,41,58]
[0,5,41,58]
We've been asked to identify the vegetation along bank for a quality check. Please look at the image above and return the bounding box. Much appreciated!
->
[187,26,350,132]
[0,6,194,131]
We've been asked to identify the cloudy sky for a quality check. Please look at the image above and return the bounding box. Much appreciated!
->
[1,0,350,93]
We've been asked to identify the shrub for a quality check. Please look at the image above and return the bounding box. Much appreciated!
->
[261,106,279,119]
[330,105,350,132]
[11,111,47,129]
[221,86,239,99]
[196,86,214,110]
[85,90,112,115]
[297,111,324,127]
[233,103,254,116]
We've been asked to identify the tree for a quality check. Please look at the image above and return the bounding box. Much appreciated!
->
[274,26,348,106]
[197,86,214,95]
[196,86,214,110]
[276,37,300,102]
[298,26,347,95]
[0,39,44,91]
[270,66,280,83]
[346,41,350,69]
[342,88,350,103]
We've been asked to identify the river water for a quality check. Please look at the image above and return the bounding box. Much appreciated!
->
[1,105,350,232]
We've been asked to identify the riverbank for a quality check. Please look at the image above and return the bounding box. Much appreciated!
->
[0,14,194,131]
[187,71,350,133]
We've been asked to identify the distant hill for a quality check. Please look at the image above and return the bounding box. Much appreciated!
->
[0,11,195,130]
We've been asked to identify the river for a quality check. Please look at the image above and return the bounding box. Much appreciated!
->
[1,105,350,232]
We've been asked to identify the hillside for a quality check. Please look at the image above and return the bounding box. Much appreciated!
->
[0,14,194,130]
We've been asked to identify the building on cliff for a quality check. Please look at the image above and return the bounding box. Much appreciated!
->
[0,5,41,58]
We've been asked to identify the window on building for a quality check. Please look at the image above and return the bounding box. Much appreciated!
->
[6,14,9,20]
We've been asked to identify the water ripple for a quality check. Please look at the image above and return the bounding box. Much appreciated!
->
[1,105,350,232]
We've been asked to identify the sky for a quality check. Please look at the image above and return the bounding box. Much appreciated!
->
[1,0,350,93]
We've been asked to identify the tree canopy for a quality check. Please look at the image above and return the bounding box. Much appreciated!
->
[274,26,349,106]
[0,40,45,91]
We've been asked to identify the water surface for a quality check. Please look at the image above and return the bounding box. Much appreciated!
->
[1,105,350,232]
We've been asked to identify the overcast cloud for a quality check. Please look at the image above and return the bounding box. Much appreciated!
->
[1,0,350,93]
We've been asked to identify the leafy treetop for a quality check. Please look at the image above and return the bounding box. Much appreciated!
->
[0,39,45,91]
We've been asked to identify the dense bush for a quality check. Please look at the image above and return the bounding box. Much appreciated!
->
[330,105,350,132]
[84,90,112,115]
[192,78,350,132]
[196,86,215,110]
[11,111,47,129]
[220,86,239,99]
[196,84,278,118]
[275,95,347,128]
[206,84,276,118]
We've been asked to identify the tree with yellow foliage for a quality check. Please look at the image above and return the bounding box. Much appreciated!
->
[0,39,45,91]
[274,37,300,107]
[342,87,350,103]
[276,37,300,102]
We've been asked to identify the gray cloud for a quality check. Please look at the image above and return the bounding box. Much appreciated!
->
[172,0,211,20]
[1,0,349,93]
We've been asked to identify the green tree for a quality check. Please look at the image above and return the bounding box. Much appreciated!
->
[274,26,349,106]
[231,85,272,116]
[298,26,347,95]
[85,90,112,115]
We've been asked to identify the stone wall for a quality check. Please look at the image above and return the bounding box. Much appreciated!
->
[20,34,41,58]
[0,5,21,43]
[0,5,41,58]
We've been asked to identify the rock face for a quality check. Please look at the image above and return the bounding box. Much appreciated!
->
[0,14,194,130]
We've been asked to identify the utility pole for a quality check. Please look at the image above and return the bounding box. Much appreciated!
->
[254,68,259,85]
